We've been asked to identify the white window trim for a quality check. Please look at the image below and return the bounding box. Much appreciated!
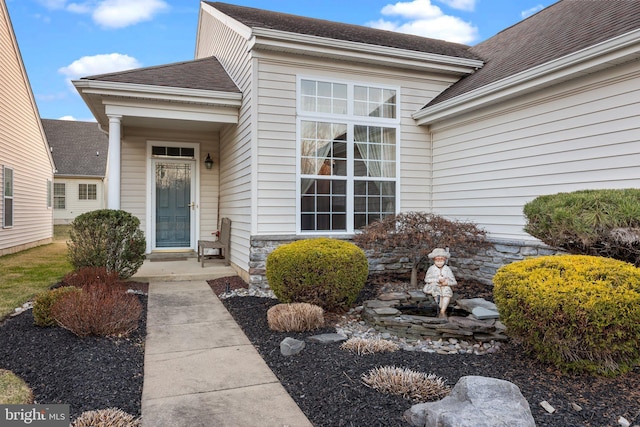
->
[54,182,66,210]
[3,166,14,228]
[296,76,401,235]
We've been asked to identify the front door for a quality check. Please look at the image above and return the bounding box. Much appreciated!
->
[153,160,194,249]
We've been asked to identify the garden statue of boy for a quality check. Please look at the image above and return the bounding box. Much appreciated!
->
[423,248,457,317]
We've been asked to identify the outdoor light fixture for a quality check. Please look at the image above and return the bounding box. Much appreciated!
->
[204,153,214,169]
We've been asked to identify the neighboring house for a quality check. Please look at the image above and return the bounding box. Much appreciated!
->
[42,119,108,224]
[73,0,640,286]
[0,0,55,256]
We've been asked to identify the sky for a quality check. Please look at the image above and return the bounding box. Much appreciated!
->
[6,0,557,122]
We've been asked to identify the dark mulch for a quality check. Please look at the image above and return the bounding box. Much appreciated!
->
[0,282,148,421]
[210,275,640,427]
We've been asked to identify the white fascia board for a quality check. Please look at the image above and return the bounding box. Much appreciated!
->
[248,28,483,75]
[104,102,239,124]
[413,29,640,124]
[72,79,242,107]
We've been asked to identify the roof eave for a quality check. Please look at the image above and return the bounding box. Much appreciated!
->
[73,79,242,106]
[249,28,483,75]
[413,28,640,125]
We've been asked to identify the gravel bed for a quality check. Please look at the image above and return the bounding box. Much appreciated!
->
[212,275,640,427]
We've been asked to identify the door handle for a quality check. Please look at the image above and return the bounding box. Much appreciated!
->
[188,202,195,210]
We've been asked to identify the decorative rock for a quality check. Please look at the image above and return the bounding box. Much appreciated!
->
[378,292,409,301]
[372,307,401,315]
[540,400,556,413]
[618,416,631,427]
[570,402,582,411]
[307,333,348,344]
[404,376,535,427]
[471,307,500,320]
[456,298,498,312]
[280,337,305,356]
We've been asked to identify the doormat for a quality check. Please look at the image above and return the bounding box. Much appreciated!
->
[149,257,190,262]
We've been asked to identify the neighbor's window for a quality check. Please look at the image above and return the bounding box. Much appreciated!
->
[3,166,13,228]
[298,78,398,233]
[54,183,66,209]
[79,183,97,200]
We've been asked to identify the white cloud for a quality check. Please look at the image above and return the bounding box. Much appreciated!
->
[92,0,169,29]
[370,0,478,44]
[58,116,77,121]
[58,53,141,80]
[435,0,476,12]
[36,0,169,29]
[521,5,544,18]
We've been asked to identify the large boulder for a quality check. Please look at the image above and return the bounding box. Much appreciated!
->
[404,376,535,427]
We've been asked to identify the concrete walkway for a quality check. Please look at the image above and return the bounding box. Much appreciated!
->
[140,279,313,427]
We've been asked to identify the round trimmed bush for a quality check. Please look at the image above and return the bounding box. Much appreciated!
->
[71,408,140,427]
[494,254,640,376]
[266,238,368,311]
[68,209,146,279]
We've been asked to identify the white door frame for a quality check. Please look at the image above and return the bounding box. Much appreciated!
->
[145,141,201,253]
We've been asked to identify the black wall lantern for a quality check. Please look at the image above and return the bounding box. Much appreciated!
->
[204,153,214,170]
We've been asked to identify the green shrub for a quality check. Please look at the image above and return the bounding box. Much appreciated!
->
[266,238,368,311]
[33,286,82,327]
[0,369,33,404]
[523,189,640,265]
[51,285,142,337]
[68,209,146,279]
[494,254,640,376]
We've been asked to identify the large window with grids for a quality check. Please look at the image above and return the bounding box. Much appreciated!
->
[54,183,66,209]
[298,78,398,233]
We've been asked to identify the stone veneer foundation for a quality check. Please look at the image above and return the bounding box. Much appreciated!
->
[249,235,561,289]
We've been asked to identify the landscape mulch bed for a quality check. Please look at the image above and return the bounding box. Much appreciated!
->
[2,276,639,426]
[210,275,640,427]
[0,282,148,422]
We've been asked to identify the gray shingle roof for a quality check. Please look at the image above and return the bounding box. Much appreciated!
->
[42,119,108,177]
[81,56,240,93]
[206,2,480,61]
[427,0,640,106]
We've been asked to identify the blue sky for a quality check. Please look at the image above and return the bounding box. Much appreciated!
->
[6,0,557,121]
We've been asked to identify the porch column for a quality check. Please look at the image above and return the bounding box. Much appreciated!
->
[107,115,122,210]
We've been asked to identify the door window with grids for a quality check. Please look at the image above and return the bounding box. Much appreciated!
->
[298,78,398,233]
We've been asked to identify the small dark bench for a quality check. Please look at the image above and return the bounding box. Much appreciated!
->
[197,217,231,267]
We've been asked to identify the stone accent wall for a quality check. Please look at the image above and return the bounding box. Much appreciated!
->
[249,235,561,289]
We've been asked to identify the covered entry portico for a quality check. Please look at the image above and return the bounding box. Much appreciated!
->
[73,57,241,255]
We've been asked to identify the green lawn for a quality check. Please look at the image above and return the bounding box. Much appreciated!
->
[0,242,72,319]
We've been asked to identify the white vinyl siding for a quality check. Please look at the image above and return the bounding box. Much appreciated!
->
[197,5,253,270]
[52,178,104,224]
[428,60,640,241]
[254,54,452,236]
[0,2,54,254]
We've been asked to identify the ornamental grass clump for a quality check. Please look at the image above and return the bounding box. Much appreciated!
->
[267,303,325,332]
[494,254,640,376]
[341,337,399,355]
[266,238,368,312]
[71,408,140,427]
[362,366,450,402]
